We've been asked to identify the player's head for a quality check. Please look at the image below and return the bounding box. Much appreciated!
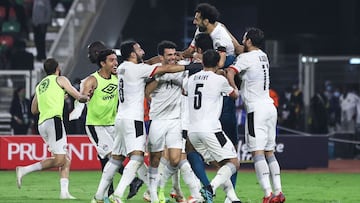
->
[88,41,107,64]
[120,40,144,63]
[242,27,265,51]
[202,49,220,69]
[194,32,214,53]
[157,40,177,65]
[194,3,219,32]
[43,58,59,75]
[96,49,118,72]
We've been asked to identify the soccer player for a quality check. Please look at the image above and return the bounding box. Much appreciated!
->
[92,40,187,203]
[183,32,220,187]
[186,49,241,203]
[227,27,286,203]
[145,40,202,203]
[82,42,144,201]
[16,58,89,199]
[83,49,121,202]
[182,4,243,194]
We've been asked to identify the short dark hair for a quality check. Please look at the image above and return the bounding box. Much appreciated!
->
[195,3,219,24]
[88,41,107,64]
[194,33,213,52]
[43,58,59,75]
[202,49,220,68]
[120,40,137,61]
[245,27,265,48]
[96,49,116,67]
[157,40,177,56]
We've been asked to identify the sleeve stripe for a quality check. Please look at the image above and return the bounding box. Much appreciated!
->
[149,66,159,78]
[228,66,239,74]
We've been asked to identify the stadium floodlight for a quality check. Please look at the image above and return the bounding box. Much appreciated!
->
[349,58,360,64]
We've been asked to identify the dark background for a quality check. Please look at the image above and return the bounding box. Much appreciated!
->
[119,0,360,58]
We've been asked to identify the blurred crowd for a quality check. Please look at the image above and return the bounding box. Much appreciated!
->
[0,0,73,70]
[236,81,360,136]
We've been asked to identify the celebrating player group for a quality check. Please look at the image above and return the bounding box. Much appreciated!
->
[16,2,285,203]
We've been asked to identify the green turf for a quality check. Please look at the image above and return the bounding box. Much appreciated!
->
[1,170,360,203]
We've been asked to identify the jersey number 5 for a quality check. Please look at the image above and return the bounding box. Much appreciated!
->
[194,83,204,109]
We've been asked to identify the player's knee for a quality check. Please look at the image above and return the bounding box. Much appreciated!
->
[149,152,162,167]
[229,158,240,171]
[169,156,181,167]
[53,155,66,167]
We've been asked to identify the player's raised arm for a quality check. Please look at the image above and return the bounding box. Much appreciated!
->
[57,76,89,103]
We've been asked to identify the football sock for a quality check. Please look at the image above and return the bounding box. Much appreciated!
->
[137,162,149,186]
[60,178,69,194]
[267,155,283,195]
[98,156,114,196]
[148,166,159,202]
[113,155,143,198]
[187,151,210,186]
[22,162,42,175]
[222,179,240,201]
[211,162,236,191]
[95,158,122,200]
[230,170,237,188]
[254,154,272,197]
[179,159,202,199]
[159,162,177,188]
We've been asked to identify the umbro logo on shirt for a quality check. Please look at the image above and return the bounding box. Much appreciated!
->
[102,84,117,94]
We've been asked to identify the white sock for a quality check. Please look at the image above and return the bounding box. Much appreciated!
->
[267,155,282,195]
[60,178,69,194]
[222,179,239,201]
[172,169,181,192]
[158,157,167,176]
[95,158,122,200]
[211,163,235,191]
[113,156,143,198]
[159,162,177,188]
[149,167,159,202]
[254,154,272,197]
[22,162,42,176]
[179,160,201,199]
[137,162,149,187]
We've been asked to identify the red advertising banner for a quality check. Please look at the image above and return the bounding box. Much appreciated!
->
[0,135,101,170]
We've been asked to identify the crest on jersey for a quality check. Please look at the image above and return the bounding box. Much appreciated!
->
[38,78,50,94]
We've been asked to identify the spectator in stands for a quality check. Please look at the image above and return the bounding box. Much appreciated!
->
[291,84,304,130]
[339,85,358,132]
[309,89,329,134]
[32,0,52,61]
[355,93,360,159]
[279,86,297,129]
[327,85,342,132]
[9,39,34,70]
[10,86,33,134]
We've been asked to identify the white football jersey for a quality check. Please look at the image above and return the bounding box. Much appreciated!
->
[229,49,274,112]
[149,72,184,119]
[187,70,234,133]
[116,61,158,120]
[190,23,234,56]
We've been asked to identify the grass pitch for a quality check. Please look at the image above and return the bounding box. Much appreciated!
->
[0,169,359,203]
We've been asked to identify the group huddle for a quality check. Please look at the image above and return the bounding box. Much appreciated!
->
[15,3,285,203]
